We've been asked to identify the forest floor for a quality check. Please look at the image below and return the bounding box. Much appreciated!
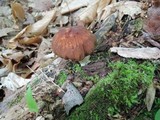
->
[0,0,160,120]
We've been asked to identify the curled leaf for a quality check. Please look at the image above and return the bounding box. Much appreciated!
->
[8,9,56,48]
[18,36,42,45]
[145,83,156,111]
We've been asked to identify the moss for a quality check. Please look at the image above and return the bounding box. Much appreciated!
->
[135,98,160,120]
[133,18,143,32]
[90,51,110,62]
[67,60,155,120]
[72,63,100,84]
[130,18,143,37]
[56,71,67,86]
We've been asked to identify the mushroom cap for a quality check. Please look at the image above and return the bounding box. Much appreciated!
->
[52,26,96,61]
[143,5,160,40]
[151,0,160,7]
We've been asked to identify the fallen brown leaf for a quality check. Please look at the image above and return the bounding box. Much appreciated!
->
[11,2,25,21]
[18,36,42,45]
[8,9,57,48]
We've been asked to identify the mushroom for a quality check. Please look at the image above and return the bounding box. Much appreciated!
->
[143,0,160,40]
[52,26,96,61]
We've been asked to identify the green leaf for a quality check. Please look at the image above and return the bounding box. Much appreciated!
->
[155,109,160,120]
[25,85,38,113]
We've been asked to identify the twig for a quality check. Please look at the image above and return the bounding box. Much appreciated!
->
[143,32,160,49]
[26,65,65,93]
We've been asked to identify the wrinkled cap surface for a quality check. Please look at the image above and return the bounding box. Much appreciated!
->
[52,26,96,61]
[143,4,160,40]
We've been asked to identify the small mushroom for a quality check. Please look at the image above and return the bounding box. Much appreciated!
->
[52,26,96,61]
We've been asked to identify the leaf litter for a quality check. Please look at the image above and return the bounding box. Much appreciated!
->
[0,0,160,119]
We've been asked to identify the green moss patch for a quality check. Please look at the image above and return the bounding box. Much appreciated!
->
[56,71,67,86]
[67,60,155,120]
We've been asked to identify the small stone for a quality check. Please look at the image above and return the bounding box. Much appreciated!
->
[45,114,53,119]
[36,116,45,120]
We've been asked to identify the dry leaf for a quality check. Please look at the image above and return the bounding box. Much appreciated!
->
[0,67,10,77]
[55,15,69,25]
[26,9,57,36]
[145,83,156,111]
[61,0,94,14]
[36,38,52,62]
[8,26,28,48]
[18,36,42,45]
[0,17,14,29]
[99,1,143,21]
[97,0,112,19]
[2,51,24,62]
[0,28,14,37]
[0,59,13,77]
[9,26,29,43]
[78,0,112,24]
[11,2,25,21]
[110,47,160,59]
[78,0,99,24]
[7,41,19,49]
[62,83,83,115]
[23,62,40,78]
[23,13,35,25]
[0,6,11,16]
[97,0,111,13]
[34,0,53,11]
[8,9,57,48]
[1,72,31,91]
[95,12,117,44]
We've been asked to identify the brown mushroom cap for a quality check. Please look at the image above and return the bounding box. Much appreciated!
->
[143,1,160,40]
[52,26,96,61]
[151,0,160,7]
